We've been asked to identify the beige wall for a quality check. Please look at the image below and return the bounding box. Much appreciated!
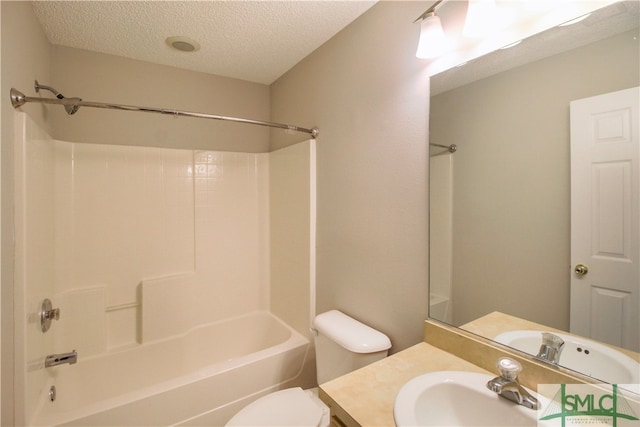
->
[1,2,53,425]
[270,141,315,337]
[431,28,640,329]
[50,45,271,153]
[271,1,431,353]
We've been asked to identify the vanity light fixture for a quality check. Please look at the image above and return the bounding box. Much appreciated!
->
[415,0,449,58]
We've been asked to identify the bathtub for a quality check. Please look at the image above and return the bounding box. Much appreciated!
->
[429,293,451,323]
[32,311,310,426]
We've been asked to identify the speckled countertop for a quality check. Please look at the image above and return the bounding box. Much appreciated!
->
[318,342,491,427]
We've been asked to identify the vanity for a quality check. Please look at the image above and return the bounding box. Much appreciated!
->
[318,341,488,426]
[318,315,640,427]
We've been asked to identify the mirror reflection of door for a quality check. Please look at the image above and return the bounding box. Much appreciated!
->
[570,87,640,352]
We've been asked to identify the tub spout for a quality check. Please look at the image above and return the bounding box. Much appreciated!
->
[45,350,77,367]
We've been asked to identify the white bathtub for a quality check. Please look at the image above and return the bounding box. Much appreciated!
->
[429,294,450,323]
[33,311,310,426]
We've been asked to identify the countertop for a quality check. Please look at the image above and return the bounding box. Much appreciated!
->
[318,342,491,427]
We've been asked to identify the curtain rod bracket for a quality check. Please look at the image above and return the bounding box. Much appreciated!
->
[430,142,457,153]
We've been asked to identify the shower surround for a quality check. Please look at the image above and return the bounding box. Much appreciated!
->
[14,112,316,425]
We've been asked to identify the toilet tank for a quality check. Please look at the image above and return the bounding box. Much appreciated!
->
[313,310,391,385]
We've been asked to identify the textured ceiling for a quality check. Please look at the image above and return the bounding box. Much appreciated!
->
[33,1,377,85]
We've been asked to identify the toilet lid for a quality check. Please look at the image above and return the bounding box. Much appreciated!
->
[226,387,326,427]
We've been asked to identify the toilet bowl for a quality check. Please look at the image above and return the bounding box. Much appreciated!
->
[225,310,391,426]
[226,387,329,427]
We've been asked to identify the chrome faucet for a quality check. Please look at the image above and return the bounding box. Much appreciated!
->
[535,332,565,364]
[487,358,539,410]
[45,350,77,368]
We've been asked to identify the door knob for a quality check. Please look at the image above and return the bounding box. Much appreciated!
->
[574,264,589,277]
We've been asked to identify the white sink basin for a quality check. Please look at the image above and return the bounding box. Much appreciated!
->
[394,371,547,427]
[494,330,640,390]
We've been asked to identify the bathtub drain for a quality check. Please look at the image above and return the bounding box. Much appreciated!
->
[49,385,56,402]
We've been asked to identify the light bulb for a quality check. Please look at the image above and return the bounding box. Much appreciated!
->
[463,0,498,38]
[416,14,449,59]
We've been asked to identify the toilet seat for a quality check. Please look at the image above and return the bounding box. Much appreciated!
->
[226,387,329,427]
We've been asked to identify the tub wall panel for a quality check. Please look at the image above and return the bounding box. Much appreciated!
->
[56,144,195,301]
[193,151,270,326]
[17,113,314,424]
[47,143,272,351]
[58,287,107,357]
[140,273,195,343]
[15,113,57,426]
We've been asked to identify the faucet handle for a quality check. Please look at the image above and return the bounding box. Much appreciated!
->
[536,332,565,364]
[541,332,565,349]
[40,298,61,333]
[497,357,522,381]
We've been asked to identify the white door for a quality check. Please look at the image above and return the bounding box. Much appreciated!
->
[570,87,639,352]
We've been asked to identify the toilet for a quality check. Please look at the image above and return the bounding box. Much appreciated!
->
[226,310,391,426]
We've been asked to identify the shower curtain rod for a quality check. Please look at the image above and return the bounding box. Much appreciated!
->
[10,86,319,138]
[430,143,457,153]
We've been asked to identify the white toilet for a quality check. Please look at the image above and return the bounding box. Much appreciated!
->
[226,310,391,426]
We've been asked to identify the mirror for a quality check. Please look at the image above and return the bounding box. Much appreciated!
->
[429,0,639,385]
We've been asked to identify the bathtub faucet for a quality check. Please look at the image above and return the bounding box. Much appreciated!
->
[45,350,77,368]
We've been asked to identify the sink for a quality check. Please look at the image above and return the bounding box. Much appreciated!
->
[394,371,547,427]
[494,330,640,390]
